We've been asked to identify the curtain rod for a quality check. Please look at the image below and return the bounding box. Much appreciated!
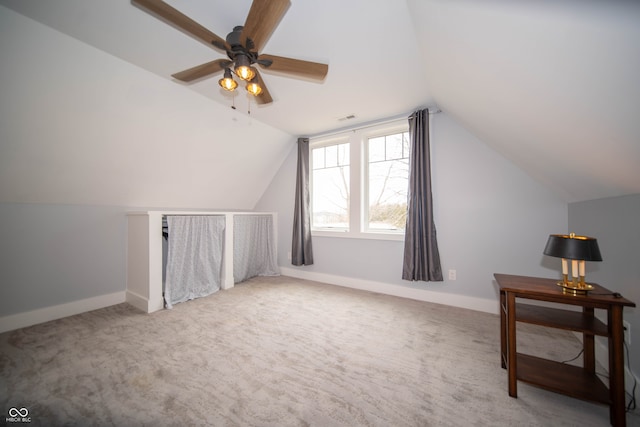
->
[307,106,441,140]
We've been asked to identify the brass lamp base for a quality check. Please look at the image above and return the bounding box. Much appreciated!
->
[557,281,594,295]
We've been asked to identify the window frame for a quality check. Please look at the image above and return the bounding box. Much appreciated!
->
[310,119,409,241]
[362,124,410,236]
[309,135,351,233]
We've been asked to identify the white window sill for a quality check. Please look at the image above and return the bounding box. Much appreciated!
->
[311,230,404,241]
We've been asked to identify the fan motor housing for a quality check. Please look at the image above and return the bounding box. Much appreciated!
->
[226,26,244,47]
[225,25,259,63]
[131,0,328,105]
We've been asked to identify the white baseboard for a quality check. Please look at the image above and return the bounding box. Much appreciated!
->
[125,290,164,313]
[0,291,126,334]
[279,267,500,315]
[282,268,639,401]
[125,290,150,313]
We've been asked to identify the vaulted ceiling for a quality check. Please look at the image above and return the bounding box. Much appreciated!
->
[1,0,639,203]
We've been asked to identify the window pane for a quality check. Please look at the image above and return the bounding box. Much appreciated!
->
[337,142,349,166]
[367,132,409,232]
[386,133,404,160]
[325,144,338,168]
[402,132,410,157]
[369,136,385,163]
[312,147,325,170]
[312,142,350,230]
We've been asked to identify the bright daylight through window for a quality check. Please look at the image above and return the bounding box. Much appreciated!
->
[311,140,350,230]
[366,131,409,232]
[311,121,409,239]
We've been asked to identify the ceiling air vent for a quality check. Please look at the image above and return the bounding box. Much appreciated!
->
[338,114,356,122]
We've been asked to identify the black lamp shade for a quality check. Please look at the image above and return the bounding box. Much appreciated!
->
[543,234,603,261]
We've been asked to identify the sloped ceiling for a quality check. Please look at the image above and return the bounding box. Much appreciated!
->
[407,0,640,202]
[0,4,293,209]
[1,0,639,204]
[0,0,432,136]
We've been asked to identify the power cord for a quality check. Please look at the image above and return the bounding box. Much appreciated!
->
[623,340,637,412]
[587,292,623,298]
[561,349,584,364]
[560,341,637,413]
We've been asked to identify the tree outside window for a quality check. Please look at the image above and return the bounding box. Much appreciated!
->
[312,142,350,230]
[310,121,409,239]
[366,131,409,232]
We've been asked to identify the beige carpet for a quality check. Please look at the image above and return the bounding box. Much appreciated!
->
[1,276,637,426]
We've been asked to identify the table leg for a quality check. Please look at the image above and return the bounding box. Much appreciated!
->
[609,305,626,427]
[500,290,506,369]
[506,292,517,398]
[583,307,595,374]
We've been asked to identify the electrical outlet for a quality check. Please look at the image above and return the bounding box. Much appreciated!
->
[287,252,292,261]
[448,269,457,281]
[623,320,631,345]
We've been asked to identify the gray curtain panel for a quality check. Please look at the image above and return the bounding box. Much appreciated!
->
[233,214,280,283]
[164,215,225,308]
[291,137,314,265]
[402,109,443,281]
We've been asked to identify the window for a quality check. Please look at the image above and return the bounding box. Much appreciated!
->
[310,120,409,239]
[311,140,350,230]
[365,131,410,232]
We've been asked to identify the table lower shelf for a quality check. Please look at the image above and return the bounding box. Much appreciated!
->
[516,353,610,405]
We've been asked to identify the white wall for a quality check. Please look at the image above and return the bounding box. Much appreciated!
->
[256,112,569,312]
[0,203,127,317]
[0,6,293,326]
[569,194,640,383]
[0,5,293,208]
[407,0,640,203]
[0,5,568,326]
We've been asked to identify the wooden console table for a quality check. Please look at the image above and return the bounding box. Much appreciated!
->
[495,274,635,426]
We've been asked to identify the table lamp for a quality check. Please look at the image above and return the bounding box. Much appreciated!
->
[543,233,602,294]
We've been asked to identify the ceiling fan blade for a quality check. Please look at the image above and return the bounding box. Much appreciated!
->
[241,0,291,52]
[258,54,328,81]
[132,0,230,51]
[172,59,230,82]
[253,69,273,105]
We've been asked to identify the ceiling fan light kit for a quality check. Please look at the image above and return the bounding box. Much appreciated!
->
[233,54,256,82]
[246,69,263,96]
[218,69,238,91]
[132,0,329,106]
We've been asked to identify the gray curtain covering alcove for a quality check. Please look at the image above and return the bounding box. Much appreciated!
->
[233,214,280,283]
[291,137,314,266]
[164,215,225,308]
[402,109,443,281]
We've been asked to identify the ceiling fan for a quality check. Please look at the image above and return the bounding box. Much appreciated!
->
[132,0,329,105]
